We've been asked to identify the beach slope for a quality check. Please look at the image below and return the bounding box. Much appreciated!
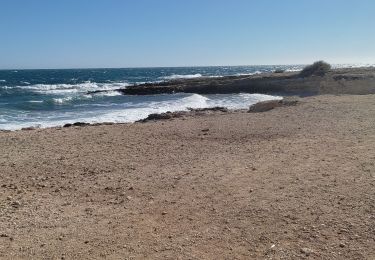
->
[0,94,374,259]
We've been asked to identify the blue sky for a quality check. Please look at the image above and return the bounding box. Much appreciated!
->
[0,0,374,69]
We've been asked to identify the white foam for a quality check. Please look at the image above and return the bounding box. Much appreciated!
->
[53,97,73,104]
[0,93,282,130]
[160,74,203,80]
[17,82,130,94]
[235,71,263,76]
[94,91,122,97]
[285,67,303,72]
[0,80,6,82]
[332,63,375,69]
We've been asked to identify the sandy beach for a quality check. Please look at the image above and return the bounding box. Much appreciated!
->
[0,94,374,259]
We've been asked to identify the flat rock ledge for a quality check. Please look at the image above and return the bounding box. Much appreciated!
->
[248,98,299,113]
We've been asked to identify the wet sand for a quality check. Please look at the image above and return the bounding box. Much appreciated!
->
[0,94,374,259]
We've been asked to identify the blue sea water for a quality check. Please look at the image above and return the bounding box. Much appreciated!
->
[0,64,366,130]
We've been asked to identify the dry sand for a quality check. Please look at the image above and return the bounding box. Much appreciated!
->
[0,94,374,259]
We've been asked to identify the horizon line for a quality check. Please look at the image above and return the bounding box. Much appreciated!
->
[1,61,374,71]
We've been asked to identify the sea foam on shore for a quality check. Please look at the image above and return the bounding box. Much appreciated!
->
[0,93,281,130]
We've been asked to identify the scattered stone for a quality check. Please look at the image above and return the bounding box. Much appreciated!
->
[201,128,210,132]
[11,201,21,208]
[300,247,314,256]
[339,243,346,248]
[162,211,167,215]
[0,234,9,238]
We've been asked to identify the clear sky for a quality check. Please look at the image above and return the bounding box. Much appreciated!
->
[0,0,374,69]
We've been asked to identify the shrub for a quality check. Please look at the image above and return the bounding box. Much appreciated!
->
[299,61,331,77]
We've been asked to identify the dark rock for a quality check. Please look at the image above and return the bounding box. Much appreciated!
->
[63,122,90,128]
[21,127,36,131]
[188,107,228,112]
[85,67,375,97]
[73,122,90,127]
[139,113,173,122]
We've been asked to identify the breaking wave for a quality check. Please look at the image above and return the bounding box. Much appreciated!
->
[0,93,281,130]
[160,74,203,80]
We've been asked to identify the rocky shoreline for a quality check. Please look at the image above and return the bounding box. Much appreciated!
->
[89,67,375,96]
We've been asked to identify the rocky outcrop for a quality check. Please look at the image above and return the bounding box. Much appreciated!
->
[248,98,299,113]
[90,67,375,97]
[248,100,283,113]
[138,107,229,123]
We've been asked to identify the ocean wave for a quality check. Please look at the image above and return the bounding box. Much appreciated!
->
[332,63,375,69]
[93,91,122,97]
[0,93,282,130]
[235,71,263,76]
[53,97,73,104]
[160,74,203,80]
[12,82,130,94]
[0,80,6,82]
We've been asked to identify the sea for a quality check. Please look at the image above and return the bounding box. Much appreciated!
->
[0,64,371,130]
